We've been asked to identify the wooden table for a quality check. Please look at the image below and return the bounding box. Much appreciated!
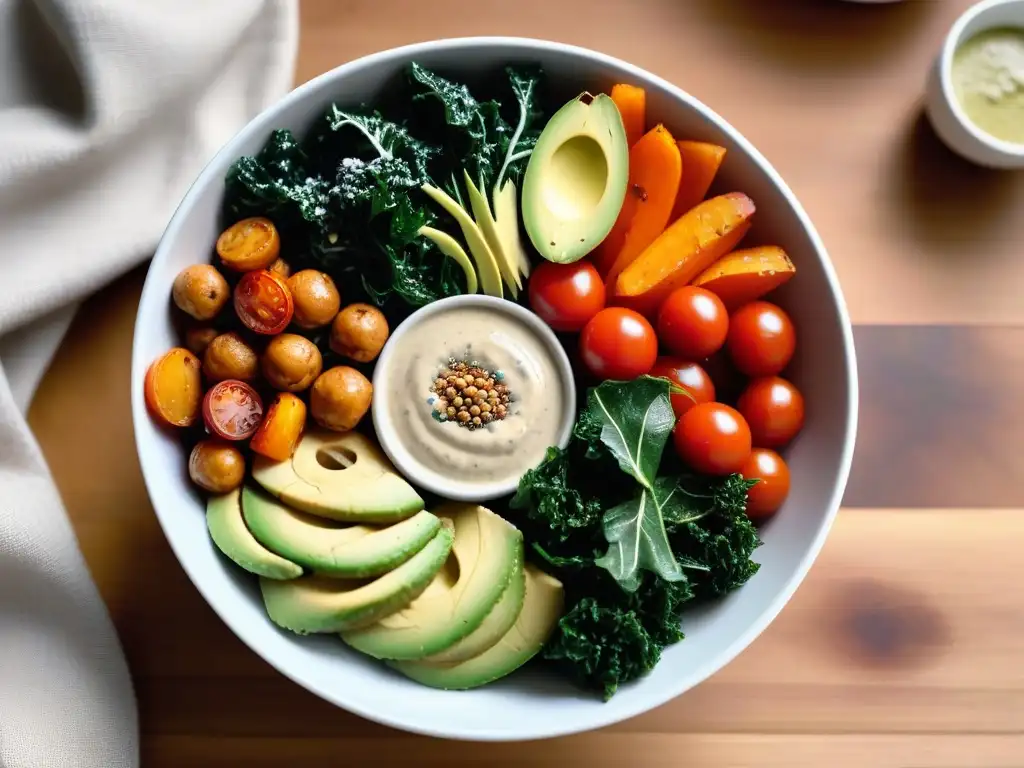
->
[27,1,1024,764]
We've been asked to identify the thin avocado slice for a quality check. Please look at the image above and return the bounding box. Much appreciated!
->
[418,225,478,294]
[241,485,441,578]
[521,92,629,264]
[493,180,532,281]
[421,183,504,298]
[341,503,523,660]
[206,488,302,580]
[421,554,526,664]
[389,564,565,690]
[463,170,521,297]
[260,523,453,635]
[251,429,424,523]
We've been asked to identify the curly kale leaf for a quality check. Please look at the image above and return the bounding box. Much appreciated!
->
[667,474,763,599]
[543,597,661,701]
[222,129,334,244]
[510,446,606,545]
[407,63,506,195]
[542,573,694,699]
[494,66,544,192]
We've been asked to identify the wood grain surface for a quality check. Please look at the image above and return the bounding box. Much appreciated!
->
[24,0,1024,765]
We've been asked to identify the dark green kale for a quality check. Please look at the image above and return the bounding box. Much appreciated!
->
[407,64,544,209]
[667,474,763,599]
[512,378,764,700]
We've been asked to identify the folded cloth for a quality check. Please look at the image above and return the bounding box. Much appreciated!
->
[0,1,298,765]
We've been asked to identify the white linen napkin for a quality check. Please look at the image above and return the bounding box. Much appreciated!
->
[0,1,299,765]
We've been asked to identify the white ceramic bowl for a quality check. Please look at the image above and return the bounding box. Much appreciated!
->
[131,37,858,741]
[926,0,1024,169]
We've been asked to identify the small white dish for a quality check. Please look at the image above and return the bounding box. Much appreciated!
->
[370,294,576,502]
[925,0,1024,169]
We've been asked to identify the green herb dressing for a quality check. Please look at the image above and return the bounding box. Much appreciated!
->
[952,27,1024,145]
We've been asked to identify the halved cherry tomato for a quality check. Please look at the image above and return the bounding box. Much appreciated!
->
[673,401,752,475]
[250,392,306,461]
[234,269,294,335]
[144,347,202,427]
[528,260,606,332]
[203,379,264,441]
[657,286,729,360]
[579,307,658,381]
[741,447,791,520]
[216,217,281,272]
[649,357,715,418]
[727,301,796,377]
[737,375,805,448]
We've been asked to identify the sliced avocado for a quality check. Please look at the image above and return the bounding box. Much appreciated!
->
[389,564,565,690]
[421,554,525,664]
[260,523,453,634]
[241,486,441,578]
[206,488,302,580]
[493,180,532,282]
[521,93,629,264]
[251,429,424,523]
[463,170,520,297]
[421,183,504,298]
[341,503,523,660]
[418,225,478,294]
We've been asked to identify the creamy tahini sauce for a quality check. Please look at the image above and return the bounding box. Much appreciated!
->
[383,304,565,493]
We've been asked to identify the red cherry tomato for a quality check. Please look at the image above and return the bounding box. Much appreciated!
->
[657,286,729,360]
[741,448,791,520]
[579,308,658,381]
[673,402,752,475]
[528,260,606,332]
[726,301,796,377]
[649,357,716,418]
[203,379,264,440]
[234,269,294,335]
[737,376,805,448]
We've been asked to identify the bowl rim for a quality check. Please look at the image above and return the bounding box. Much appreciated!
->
[370,293,577,502]
[131,35,859,741]
[937,0,1024,160]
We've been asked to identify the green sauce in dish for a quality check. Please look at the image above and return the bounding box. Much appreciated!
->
[952,27,1024,145]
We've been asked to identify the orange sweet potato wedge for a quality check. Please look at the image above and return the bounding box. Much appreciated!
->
[613,192,755,312]
[692,245,795,310]
[610,83,646,148]
[670,141,727,222]
[593,125,682,283]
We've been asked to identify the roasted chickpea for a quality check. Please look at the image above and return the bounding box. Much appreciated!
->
[310,366,372,432]
[188,439,245,493]
[261,333,322,391]
[329,303,389,362]
[203,332,258,382]
[184,325,218,356]
[172,264,229,321]
[268,257,292,279]
[287,270,340,328]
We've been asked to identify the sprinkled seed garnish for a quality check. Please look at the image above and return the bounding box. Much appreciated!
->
[432,358,511,430]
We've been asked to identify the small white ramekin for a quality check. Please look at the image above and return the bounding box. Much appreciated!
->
[925,0,1024,169]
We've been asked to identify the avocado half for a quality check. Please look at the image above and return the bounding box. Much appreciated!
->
[341,503,523,660]
[521,92,629,264]
[389,564,565,690]
[241,486,441,578]
[251,429,424,523]
[206,488,302,580]
[260,523,454,635]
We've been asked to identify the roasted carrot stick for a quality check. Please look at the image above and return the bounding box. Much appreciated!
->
[598,125,682,287]
[613,192,755,312]
[610,83,646,148]
[670,141,727,222]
